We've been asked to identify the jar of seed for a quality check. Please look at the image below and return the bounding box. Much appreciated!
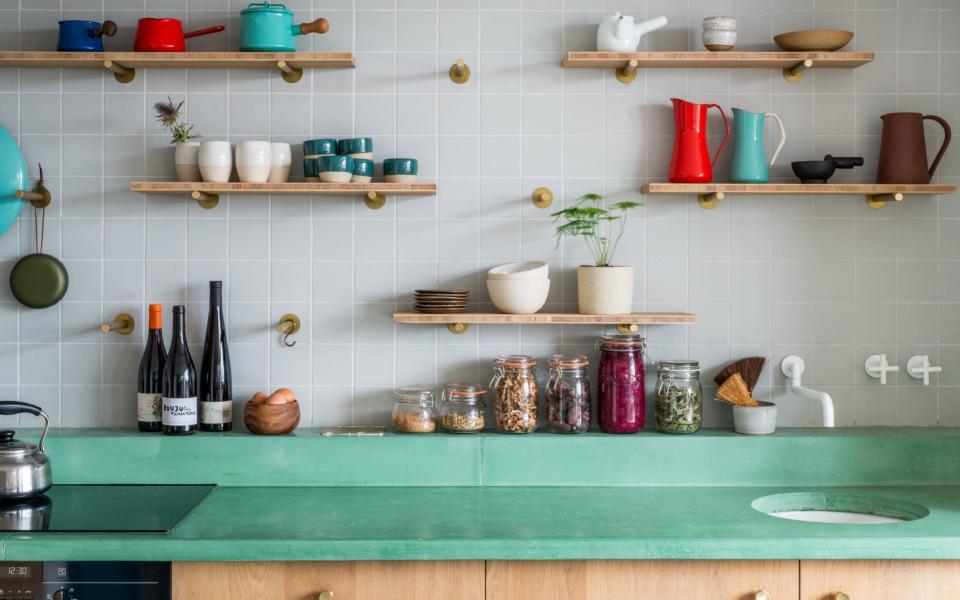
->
[490,355,538,433]
[439,383,487,433]
[546,354,591,433]
[392,386,437,433]
[655,360,702,434]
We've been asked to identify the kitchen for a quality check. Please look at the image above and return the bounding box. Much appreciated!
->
[0,0,958,598]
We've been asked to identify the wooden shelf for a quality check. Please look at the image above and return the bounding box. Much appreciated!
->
[131,181,437,210]
[394,312,696,334]
[0,51,355,83]
[641,183,956,209]
[562,51,873,83]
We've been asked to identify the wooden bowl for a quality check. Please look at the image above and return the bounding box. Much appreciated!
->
[774,29,853,52]
[244,400,300,435]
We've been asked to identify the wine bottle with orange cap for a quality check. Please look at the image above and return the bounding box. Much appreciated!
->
[137,304,167,432]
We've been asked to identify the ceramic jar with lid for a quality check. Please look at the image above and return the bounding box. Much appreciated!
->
[438,383,486,433]
[655,360,702,434]
[546,354,591,433]
[596,334,646,433]
[490,355,539,433]
[391,386,437,433]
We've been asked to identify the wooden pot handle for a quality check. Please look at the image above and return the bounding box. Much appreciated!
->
[299,18,330,35]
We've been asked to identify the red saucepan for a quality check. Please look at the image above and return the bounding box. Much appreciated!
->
[135,18,225,52]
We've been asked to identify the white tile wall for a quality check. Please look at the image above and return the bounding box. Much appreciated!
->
[0,0,958,428]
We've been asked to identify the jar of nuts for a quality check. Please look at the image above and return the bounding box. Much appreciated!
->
[391,386,437,433]
[439,383,487,433]
[546,354,591,433]
[490,355,539,434]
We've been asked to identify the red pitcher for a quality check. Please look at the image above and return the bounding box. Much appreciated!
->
[668,98,730,183]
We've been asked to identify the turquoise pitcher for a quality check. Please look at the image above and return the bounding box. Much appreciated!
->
[730,108,786,183]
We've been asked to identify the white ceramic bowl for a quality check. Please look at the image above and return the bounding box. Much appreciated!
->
[487,261,549,280]
[732,401,777,435]
[486,278,550,314]
[235,141,272,183]
[703,30,737,49]
[703,16,736,31]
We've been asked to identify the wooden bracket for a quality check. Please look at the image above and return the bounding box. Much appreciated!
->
[697,191,724,209]
[866,192,904,209]
[103,59,135,83]
[191,190,219,209]
[447,323,469,334]
[531,187,553,208]
[616,59,639,84]
[276,60,303,84]
[100,312,135,335]
[449,58,470,84]
[616,323,639,334]
[782,59,813,83]
[365,191,386,210]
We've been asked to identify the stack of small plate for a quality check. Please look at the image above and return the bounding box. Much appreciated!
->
[414,290,469,314]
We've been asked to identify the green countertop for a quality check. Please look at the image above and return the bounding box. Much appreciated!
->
[6,485,960,561]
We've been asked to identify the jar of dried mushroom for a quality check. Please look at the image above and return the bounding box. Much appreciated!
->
[655,360,702,434]
[391,386,437,433]
[439,383,487,433]
[546,354,591,433]
[490,355,539,434]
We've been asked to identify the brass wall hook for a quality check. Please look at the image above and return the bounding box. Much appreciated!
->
[531,187,553,208]
[101,312,135,335]
[449,58,471,84]
[277,313,302,347]
[15,163,52,208]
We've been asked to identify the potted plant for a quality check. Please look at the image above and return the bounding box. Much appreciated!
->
[154,96,201,182]
[552,193,641,315]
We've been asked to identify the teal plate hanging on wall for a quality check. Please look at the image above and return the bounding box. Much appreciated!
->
[0,127,26,236]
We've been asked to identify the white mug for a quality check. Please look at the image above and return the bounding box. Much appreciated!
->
[235,140,272,184]
[198,141,233,183]
[268,142,292,183]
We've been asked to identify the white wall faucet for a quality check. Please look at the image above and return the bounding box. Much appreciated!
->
[865,354,899,385]
[906,355,942,386]
[780,355,835,428]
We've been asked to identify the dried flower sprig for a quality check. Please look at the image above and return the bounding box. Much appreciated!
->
[153,96,201,144]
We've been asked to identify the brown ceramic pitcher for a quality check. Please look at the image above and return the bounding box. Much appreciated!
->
[876,112,951,184]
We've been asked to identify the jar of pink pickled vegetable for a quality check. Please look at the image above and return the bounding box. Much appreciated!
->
[596,334,646,433]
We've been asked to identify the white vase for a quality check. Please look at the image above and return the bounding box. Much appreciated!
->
[235,140,272,183]
[577,265,634,315]
[174,141,201,182]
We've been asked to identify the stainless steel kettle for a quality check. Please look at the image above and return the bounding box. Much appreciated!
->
[0,402,52,500]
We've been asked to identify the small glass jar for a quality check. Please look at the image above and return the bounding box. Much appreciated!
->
[656,360,702,434]
[439,383,487,433]
[391,386,437,433]
[490,355,539,434]
[546,354,591,433]
[596,334,646,434]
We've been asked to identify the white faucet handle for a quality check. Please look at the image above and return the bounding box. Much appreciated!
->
[865,354,900,385]
[906,354,942,386]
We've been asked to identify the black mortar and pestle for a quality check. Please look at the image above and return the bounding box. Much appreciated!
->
[791,155,864,183]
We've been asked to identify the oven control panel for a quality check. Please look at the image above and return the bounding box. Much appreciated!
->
[0,562,170,600]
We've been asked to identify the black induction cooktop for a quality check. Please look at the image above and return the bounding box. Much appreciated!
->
[0,484,215,532]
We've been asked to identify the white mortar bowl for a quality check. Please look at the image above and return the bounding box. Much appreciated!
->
[732,401,778,435]
[487,278,550,314]
[487,261,549,280]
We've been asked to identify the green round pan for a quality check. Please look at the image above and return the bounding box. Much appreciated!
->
[10,253,68,309]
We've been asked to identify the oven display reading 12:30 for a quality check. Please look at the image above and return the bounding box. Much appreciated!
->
[5,565,31,578]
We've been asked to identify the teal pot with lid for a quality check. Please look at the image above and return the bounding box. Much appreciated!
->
[240,2,329,52]
[0,128,26,237]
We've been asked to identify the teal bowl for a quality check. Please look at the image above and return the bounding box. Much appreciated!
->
[383,158,418,182]
[320,155,354,173]
[337,137,373,156]
[352,159,374,177]
[303,138,337,157]
[303,157,321,179]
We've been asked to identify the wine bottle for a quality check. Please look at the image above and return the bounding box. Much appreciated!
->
[162,305,197,435]
[137,304,166,432]
[199,281,232,432]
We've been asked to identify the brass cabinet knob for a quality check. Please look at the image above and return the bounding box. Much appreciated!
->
[835,593,850,600]
[318,592,334,600]
[755,591,770,600]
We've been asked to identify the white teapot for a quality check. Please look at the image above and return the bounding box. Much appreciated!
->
[596,13,668,52]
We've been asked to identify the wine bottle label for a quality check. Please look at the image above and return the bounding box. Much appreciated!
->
[201,400,233,425]
[162,397,198,426]
[137,393,162,423]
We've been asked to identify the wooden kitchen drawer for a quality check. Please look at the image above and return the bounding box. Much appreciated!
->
[173,561,484,600]
[800,560,960,600]
[486,560,800,600]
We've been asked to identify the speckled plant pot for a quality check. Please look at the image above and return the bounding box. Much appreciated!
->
[577,265,633,315]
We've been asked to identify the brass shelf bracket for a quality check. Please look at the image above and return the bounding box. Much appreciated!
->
[103,59,135,83]
[866,191,904,209]
[697,191,724,209]
[191,190,219,209]
[616,59,639,84]
[276,59,303,84]
[100,312,135,335]
[447,323,469,335]
[277,313,302,347]
[616,323,639,334]
[449,58,471,84]
[531,187,553,208]
[782,58,813,83]
[15,184,51,209]
[365,191,386,210]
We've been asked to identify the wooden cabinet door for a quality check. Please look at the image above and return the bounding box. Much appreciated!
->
[800,560,960,600]
[173,561,484,600]
[486,560,800,600]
